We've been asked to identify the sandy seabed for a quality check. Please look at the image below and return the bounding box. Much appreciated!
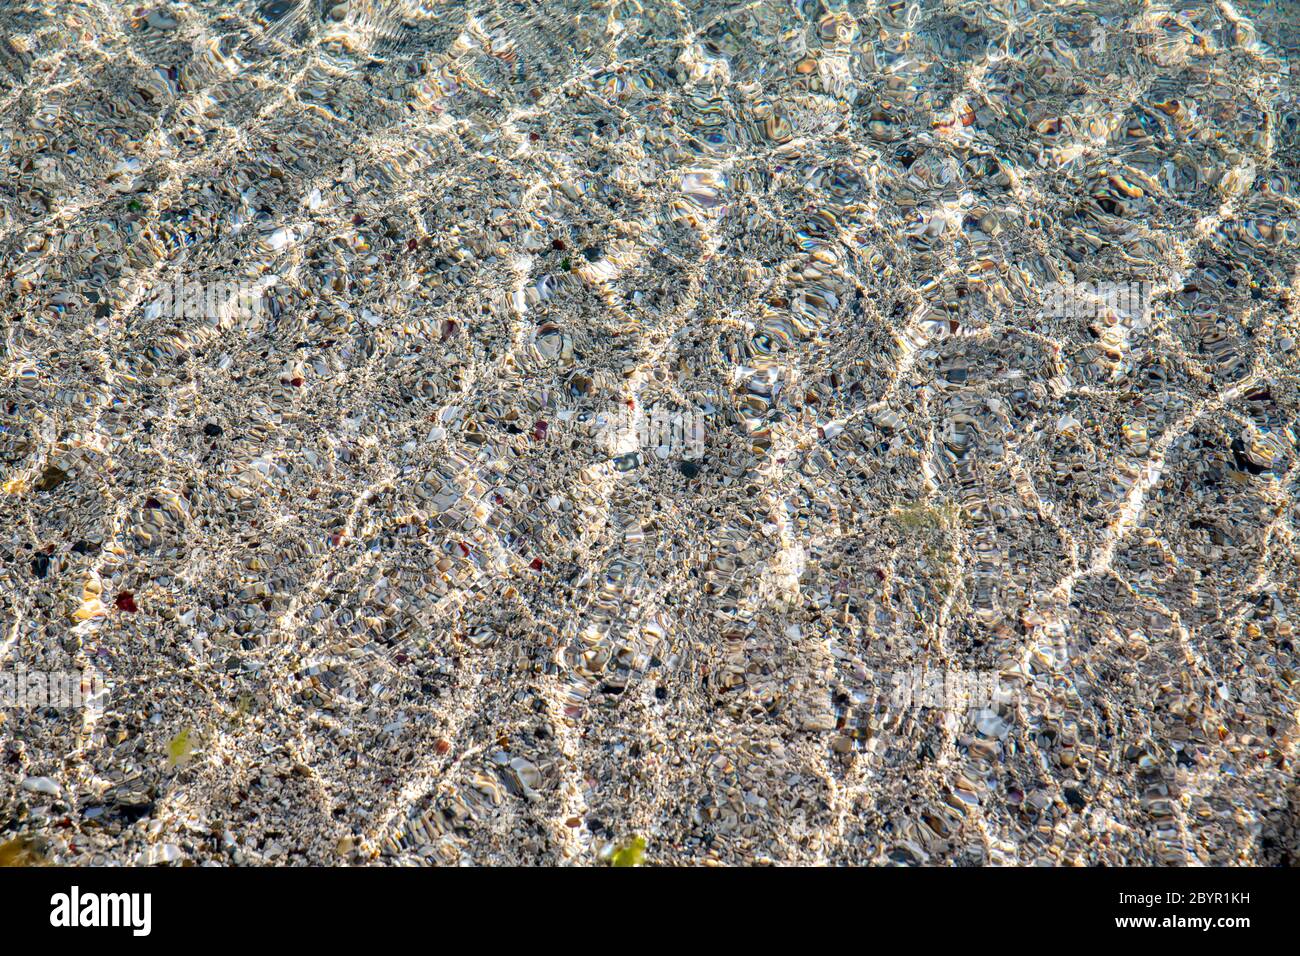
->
[1,0,1299,866]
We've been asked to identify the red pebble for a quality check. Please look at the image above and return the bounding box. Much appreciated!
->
[114,592,138,613]
[530,557,544,570]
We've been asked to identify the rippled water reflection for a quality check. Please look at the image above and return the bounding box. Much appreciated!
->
[1,0,1298,866]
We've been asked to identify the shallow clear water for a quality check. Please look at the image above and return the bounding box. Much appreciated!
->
[1,0,1298,866]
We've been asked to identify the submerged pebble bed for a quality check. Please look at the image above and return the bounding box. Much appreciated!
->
[1,0,1299,865]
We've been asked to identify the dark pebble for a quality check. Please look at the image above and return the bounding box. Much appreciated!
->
[261,0,294,20]
[34,466,68,492]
